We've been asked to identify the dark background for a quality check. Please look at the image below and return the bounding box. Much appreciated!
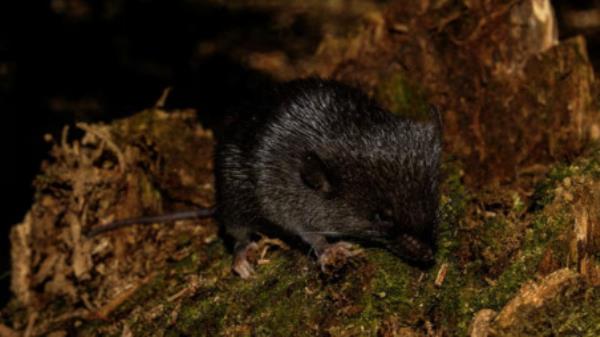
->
[2,0,600,307]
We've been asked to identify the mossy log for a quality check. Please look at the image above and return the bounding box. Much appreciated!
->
[3,1,600,336]
[2,106,599,336]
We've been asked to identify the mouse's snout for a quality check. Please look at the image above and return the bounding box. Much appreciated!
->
[388,232,436,266]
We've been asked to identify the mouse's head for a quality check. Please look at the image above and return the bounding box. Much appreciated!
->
[296,107,442,266]
[256,80,442,266]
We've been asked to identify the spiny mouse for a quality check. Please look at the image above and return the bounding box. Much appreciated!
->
[87,78,442,279]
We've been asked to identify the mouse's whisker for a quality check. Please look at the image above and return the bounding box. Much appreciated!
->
[300,231,343,237]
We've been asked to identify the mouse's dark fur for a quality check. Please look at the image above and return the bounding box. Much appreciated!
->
[215,78,442,277]
[87,78,442,278]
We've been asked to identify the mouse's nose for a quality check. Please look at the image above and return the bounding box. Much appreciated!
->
[388,233,436,266]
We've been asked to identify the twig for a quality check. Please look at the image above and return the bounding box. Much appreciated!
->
[31,309,90,337]
[76,123,126,173]
[94,273,156,320]
[167,276,199,302]
[155,87,172,108]
[0,324,19,337]
[256,236,289,265]
[435,263,449,287]
[24,312,38,337]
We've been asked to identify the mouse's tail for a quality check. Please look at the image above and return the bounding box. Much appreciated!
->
[85,207,216,237]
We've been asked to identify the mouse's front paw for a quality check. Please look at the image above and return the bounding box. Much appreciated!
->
[232,242,259,279]
[318,241,363,273]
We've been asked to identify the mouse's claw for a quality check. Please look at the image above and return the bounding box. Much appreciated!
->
[318,241,363,273]
[233,256,255,279]
[232,242,259,279]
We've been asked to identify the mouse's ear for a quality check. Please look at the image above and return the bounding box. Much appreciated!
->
[300,153,333,196]
[428,104,442,133]
[427,104,443,145]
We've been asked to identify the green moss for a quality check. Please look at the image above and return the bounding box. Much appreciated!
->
[418,160,471,334]
[475,213,570,308]
[477,217,517,271]
[531,146,600,210]
[375,73,429,119]
[173,253,199,275]
[413,153,597,336]
[530,164,573,210]
[110,273,168,319]
[176,290,228,336]
[163,245,438,337]
[493,285,600,337]
[169,250,323,337]
[419,210,573,336]
[438,160,469,259]
[512,193,526,213]
[434,264,474,335]
[365,250,418,318]
[71,147,600,337]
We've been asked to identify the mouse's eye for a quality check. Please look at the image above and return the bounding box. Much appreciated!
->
[371,209,394,223]
[300,153,333,196]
